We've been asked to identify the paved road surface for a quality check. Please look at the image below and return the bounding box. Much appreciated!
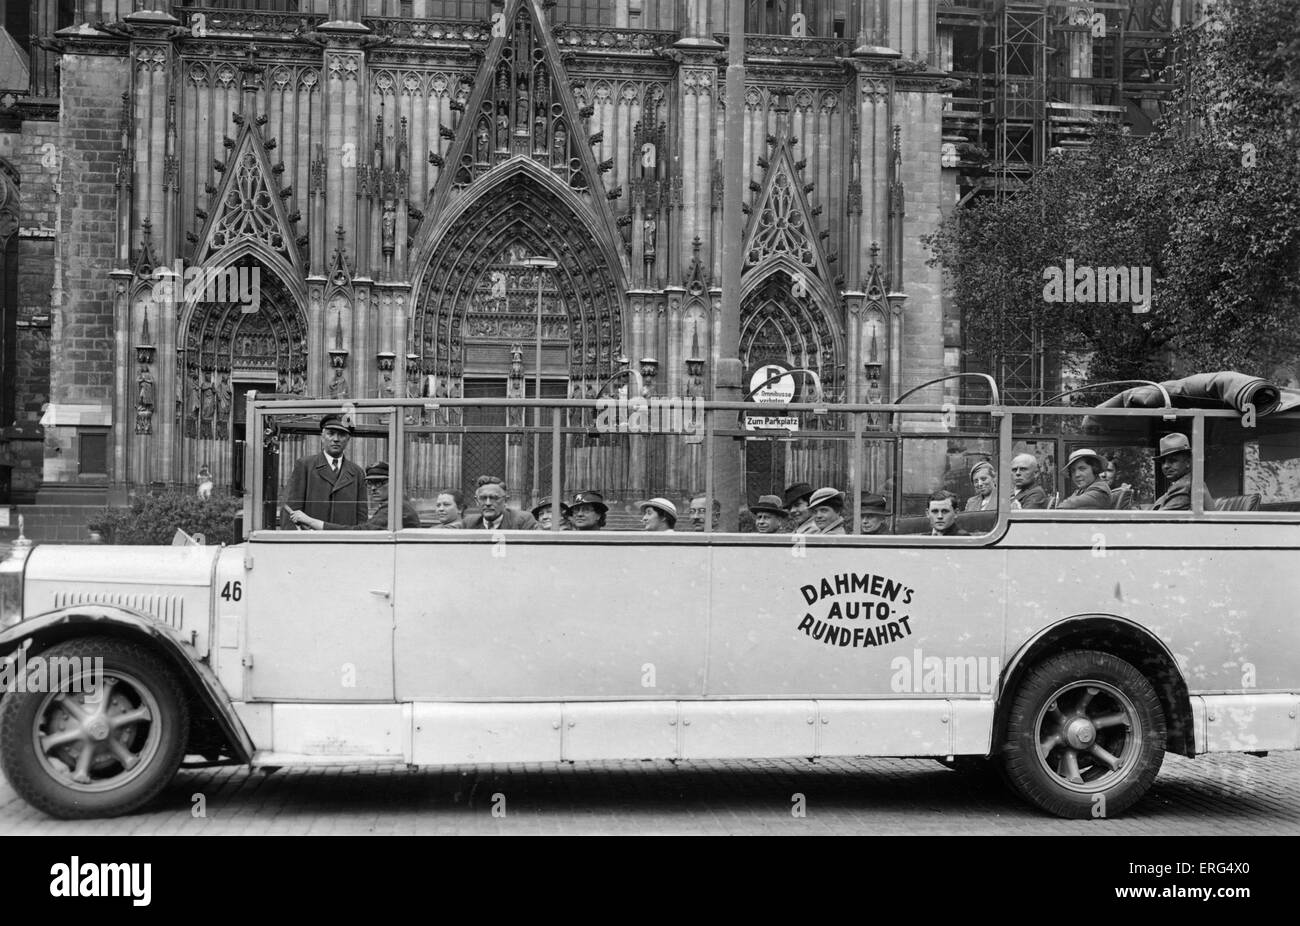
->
[3,751,1297,835]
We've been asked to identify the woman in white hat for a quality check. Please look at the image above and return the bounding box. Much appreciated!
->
[639,497,677,532]
[1057,448,1112,509]
[965,460,997,511]
[806,487,848,535]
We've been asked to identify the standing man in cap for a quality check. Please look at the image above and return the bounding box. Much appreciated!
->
[1057,448,1112,509]
[750,495,788,534]
[859,493,892,535]
[282,414,368,530]
[531,497,572,530]
[1152,433,1214,511]
[783,483,815,532]
[806,487,848,535]
[1009,453,1049,510]
[570,490,608,531]
[462,475,537,530]
[639,497,678,532]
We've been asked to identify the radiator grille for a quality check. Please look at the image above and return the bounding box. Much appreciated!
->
[52,591,185,631]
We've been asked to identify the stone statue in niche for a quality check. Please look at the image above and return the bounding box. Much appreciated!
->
[643,217,656,256]
[135,366,155,435]
[137,365,155,410]
[199,374,216,439]
[381,199,397,255]
[328,366,349,399]
[217,373,232,427]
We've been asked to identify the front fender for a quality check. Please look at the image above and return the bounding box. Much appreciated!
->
[0,605,253,764]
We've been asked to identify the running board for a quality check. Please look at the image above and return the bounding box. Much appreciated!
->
[251,751,408,768]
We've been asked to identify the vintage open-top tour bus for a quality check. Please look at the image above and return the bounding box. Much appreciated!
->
[1,372,1298,819]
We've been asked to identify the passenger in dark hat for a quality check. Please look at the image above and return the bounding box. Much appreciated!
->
[531,496,572,531]
[860,492,892,535]
[570,490,608,531]
[281,412,368,530]
[750,495,788,534]
[1152,433,1213,511]
[783,482,815,531]
[358,462,421,530]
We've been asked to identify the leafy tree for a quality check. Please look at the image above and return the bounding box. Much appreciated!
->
[926,0,1300,391]
[88,493,243,545]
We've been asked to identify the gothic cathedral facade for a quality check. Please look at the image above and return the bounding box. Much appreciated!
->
[1,1,958,504]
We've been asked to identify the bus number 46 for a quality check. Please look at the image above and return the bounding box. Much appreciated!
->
[220,581,243,602]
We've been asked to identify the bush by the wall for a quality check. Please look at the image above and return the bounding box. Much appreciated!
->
[88,494,243,545]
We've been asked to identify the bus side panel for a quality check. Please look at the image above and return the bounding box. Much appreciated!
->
[392,538,710,700]
[704,545,1008,698]
[1002,521,1300,694]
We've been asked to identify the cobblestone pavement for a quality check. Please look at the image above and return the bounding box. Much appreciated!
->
[2,751,1297,835]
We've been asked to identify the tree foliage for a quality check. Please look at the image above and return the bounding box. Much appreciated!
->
[88,493,243,546]
[926,0,1300,389]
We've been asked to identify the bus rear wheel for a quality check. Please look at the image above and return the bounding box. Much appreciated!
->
[1002,650,1165,819]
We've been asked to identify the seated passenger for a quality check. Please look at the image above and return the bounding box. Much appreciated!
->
[432,489,465,528]
[965,460,997,512]
[463,475,537,530]
[806,487,848,535]
[927,490,969,536]
[860,493,892,535]
[687,493,721,532]
[361,462,421,529]
[783,483,816,533]
[1101,457,1134,509]
[531,496,572,530]
[1057,449,1112,510]
[1010,453,1049,509]
[639,497,677,532]
[750,495,789,534]
[1152,433,1214,511]
[570,490,608,531]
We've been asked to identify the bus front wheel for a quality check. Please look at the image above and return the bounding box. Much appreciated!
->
[0,636,190,819]
[1002,650,1165,819]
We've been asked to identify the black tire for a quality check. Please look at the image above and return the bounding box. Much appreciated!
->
[1001,649,1165,819]
[0,636,190,819]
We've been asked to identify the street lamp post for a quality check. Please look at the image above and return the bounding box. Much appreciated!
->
[522,256,559,506]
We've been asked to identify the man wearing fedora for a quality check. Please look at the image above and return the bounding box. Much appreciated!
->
[750,495,788,534]
[806,487,848,535]
[282,414,368,530]
[1057,448,1112,509]
[639,497,678,532]
[1153,433,1214,511]
[531,496,572,530]
[860,492,892,535]
[462,475,537,530]
[570,490,608,531]
[784,482,817,534]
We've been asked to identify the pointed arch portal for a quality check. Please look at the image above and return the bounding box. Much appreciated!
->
[411,164,626,386]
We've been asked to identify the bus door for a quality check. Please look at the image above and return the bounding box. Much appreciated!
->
[242,408,396,702]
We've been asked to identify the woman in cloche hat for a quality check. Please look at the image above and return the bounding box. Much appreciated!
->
[1057,448,1112,510]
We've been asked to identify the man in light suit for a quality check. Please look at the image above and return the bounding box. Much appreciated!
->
[461,475,538,530]
[282,414,368,530]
